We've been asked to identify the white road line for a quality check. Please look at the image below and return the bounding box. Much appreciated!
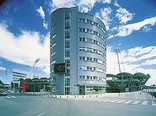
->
[11,96,16,98]
[141,101,148,105]
[109,99,120,103]
[116,100,126,103]
[6,96,11,99]
[132,101,140,104]
[91,100,102,102]
[103,99,112,102]
[38,112,45,116]
[124,100,132,104]
[94,99,107,102]
[96,99,110,102]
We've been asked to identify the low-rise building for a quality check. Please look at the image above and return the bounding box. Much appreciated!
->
[17,77,51,92]
[106,72,150,92]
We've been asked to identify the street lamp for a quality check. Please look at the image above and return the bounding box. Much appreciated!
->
[33,58,40,78]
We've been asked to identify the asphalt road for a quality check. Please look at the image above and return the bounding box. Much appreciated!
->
[0,95,156,116]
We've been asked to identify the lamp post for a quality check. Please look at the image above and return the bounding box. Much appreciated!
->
[33,58,40,78]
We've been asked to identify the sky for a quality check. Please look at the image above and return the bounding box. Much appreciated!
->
[0,0,156,85]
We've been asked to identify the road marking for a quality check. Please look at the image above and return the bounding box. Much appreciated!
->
[132,100,140,104]
[98,99,109,102]
[103,99,111,102]
[6,96,11,99]
[116,100,126,103]
[11,96,16,98]
[109,99,120,103]
[38,112,45,116]
[124,100,132,104]
[141,101,148,105]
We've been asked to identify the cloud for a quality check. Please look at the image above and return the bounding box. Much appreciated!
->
[102,0,111,4]
[114,0,120,7]
[106,46,156,85]
[142,58,156,66]
[109,16,156,39]
[95,7,112,30]
[125,46,156,61]
[0,23,50,74]
[142,25,152,32]
[115,7,134,24]
[0,67,7,71]
[36,6,45,19]
[36,6,48,29]
[49,0,112,13]
[78,0,112,12]
[78,0,98,13]
[117,16,156,37]
[43,22,48,29]
[50,0,76,10]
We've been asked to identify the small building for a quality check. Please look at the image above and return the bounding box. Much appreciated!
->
[12,69,28,92]
[106,72,150,92]
[17,78,51,92]
[0,80,11,90]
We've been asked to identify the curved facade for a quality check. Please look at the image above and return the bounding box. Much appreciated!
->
[50,7,106,95]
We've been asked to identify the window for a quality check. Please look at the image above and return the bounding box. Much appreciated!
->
[51,34,56,39]
[65,40,70,48]
[79,28,82,32]
[79,18,83,22]
[80,66,87,70]
[65,68,70,76]
[65,21,70,29]
[51,43,56,48]
[65,87,70,95]
[79,75,83,79]
[65,78,70,86]
[65,50,70,58]
[65,31,70,39]
[79,18,105,33]
[51,52,56,56]
[87,76,89,79]
[79,56,82,60]
[51,25,55,31]
[65,12,70,20]
[51,60,56,65]
[65,59,70,67]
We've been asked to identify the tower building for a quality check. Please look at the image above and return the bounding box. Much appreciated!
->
[50,7,106,95]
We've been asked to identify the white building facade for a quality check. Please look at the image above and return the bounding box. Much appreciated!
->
[50,7,106,95]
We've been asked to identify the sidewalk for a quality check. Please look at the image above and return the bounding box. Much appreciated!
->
[49,91,155,101]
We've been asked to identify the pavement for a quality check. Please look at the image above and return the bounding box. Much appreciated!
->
[63,96,156,107]
[0,94,156,116]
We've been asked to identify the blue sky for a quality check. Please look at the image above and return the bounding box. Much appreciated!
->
[0,0,156,85]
